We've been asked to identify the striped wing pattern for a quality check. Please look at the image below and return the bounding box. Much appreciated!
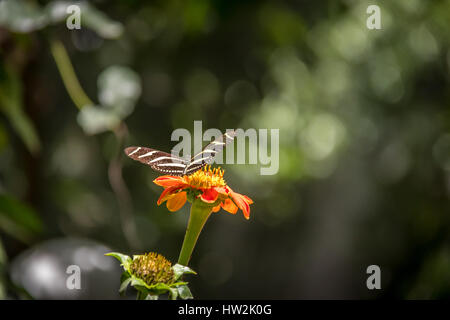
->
[184,130,237,175]
[124,130,236,176]
[124,146,187,175]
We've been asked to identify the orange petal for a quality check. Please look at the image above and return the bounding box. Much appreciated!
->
[221,198,238,214]
[230,191,250,219]
[153,176,186,188]
[200,188,219,203]
[166,192,187,212]
[242,195,253,204]
[157,185,184,205]
[212,205,221,213]
[214,186,229,196]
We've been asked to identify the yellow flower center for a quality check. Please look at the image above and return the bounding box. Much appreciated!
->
[184,165,226,189]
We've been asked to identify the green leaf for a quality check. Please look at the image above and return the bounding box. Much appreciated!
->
[152,282,172,292]
[177,284,194,300]
[172,264,197,281]
[0,194,43,244]
[0,63,41,154]
[105,252,132,271]
[130,277,148,288]
[149,282,174,297]
[169,288,178,300]
[119,272,132,295]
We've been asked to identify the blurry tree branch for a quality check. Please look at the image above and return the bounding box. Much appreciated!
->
[50,39,92,109]
[50,38,141,250]
[108,123,142,250]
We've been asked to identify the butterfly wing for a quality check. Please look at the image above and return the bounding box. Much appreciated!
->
[124,146,188,175]
[184,130,237,175]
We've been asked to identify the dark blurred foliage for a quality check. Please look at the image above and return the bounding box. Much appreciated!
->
[0,0,449,299]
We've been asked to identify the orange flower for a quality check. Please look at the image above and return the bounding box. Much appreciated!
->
[154,166,253,219]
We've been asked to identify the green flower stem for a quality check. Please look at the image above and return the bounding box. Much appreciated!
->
[50,39,93,110]
[178,199,213,266]
[136,290,147,300]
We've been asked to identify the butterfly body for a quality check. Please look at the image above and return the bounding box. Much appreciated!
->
[125,130,236,176]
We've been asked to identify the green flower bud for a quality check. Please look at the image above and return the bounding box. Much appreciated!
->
[130,252,175,286]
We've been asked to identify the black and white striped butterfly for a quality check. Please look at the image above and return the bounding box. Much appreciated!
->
[124,130,236,176]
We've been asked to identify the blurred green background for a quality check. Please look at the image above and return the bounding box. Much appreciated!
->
[0,0,449,299]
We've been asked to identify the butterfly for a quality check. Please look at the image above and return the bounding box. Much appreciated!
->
[124,130,237,176]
